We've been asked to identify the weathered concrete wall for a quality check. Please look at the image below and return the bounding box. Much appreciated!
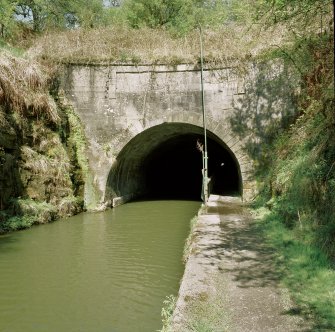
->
[61,62,295,208]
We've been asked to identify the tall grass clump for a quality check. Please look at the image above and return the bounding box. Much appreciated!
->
[160,294,177,332]
[0,50,60,124]
[27,23,292,66]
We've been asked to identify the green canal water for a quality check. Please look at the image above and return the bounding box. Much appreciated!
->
[0,200,200,332]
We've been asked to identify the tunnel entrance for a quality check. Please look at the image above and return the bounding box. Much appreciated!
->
[144,133,240,200]
[106,123,242,202]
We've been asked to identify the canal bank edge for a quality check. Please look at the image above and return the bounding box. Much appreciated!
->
[169,195,308,332]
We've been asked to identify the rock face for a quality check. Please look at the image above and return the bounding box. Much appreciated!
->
[0,52,85,231]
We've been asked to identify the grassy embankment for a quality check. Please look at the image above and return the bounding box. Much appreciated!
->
[0,49,87,232]
[250,31,335,329]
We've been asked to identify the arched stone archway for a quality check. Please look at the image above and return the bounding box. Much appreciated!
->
[105,121,254,205]
[61,63,259,207]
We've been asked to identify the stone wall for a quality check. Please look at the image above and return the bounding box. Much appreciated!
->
[61,62,296,207]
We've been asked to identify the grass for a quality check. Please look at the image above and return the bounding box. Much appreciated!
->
[160,215,199,332]
[0,215,36,232]
[251,108,335,329]
[160,281,230,332]
[0,50,60,124]
[182,276,230,332]
[0,38,25,57]
[26,24,292,66]
[0,196,83,233]
[243,30,335,329]
[253,207,335,330]
[62,105,101,209]
[63,105,88,175]
[164,211,230,332]
[58,195,83,217]
[183,216,199,263]
[0,199,57,233]
[160,295,177,332]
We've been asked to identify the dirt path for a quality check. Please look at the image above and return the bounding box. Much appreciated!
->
[171,195,310,332]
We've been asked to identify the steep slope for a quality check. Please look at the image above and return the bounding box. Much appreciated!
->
[0,51,86,232]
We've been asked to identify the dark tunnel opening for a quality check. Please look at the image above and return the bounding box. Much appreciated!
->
[106,123,242,203]
[143,133,241,200]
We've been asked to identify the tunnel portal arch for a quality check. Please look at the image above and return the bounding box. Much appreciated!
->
[105,122,247,204]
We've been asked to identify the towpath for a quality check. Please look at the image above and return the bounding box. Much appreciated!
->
[171,195,309,332]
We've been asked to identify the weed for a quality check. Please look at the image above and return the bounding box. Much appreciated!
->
[63,105,88,175]
[0,39,24,57]
[160,294,176,332]
[183,216,198,263]
[0,50,60,124]
[0,198,58,232]
[27,24,293,66]
[58,195,83,217]
[1,215,35,232]
[183,278,230,332]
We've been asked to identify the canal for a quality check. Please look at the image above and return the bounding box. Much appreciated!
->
[0,200,200,332]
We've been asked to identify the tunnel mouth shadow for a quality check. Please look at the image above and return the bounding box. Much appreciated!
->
[106,123,242,203]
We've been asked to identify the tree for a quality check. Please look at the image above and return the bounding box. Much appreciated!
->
[12,0,106,32]
[123,0,229,33]
[258,0,333,31]
[0,0,17,38]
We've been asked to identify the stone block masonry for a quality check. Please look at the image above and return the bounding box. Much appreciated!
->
[61,62,295,208]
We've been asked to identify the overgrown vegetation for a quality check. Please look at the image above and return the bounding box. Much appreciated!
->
[0,50,85,232]
[252,3,334,260]
[254,207,335,330]
[2,0,296,65]
[238,0,335,328]
[0,50,59,123]
[160,294,177,332]
[27,23,293,65]
[0,0,256,39]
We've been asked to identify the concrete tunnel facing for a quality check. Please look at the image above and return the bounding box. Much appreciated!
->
[105,123,242,202]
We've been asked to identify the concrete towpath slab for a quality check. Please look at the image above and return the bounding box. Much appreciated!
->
[171,195,309,332]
